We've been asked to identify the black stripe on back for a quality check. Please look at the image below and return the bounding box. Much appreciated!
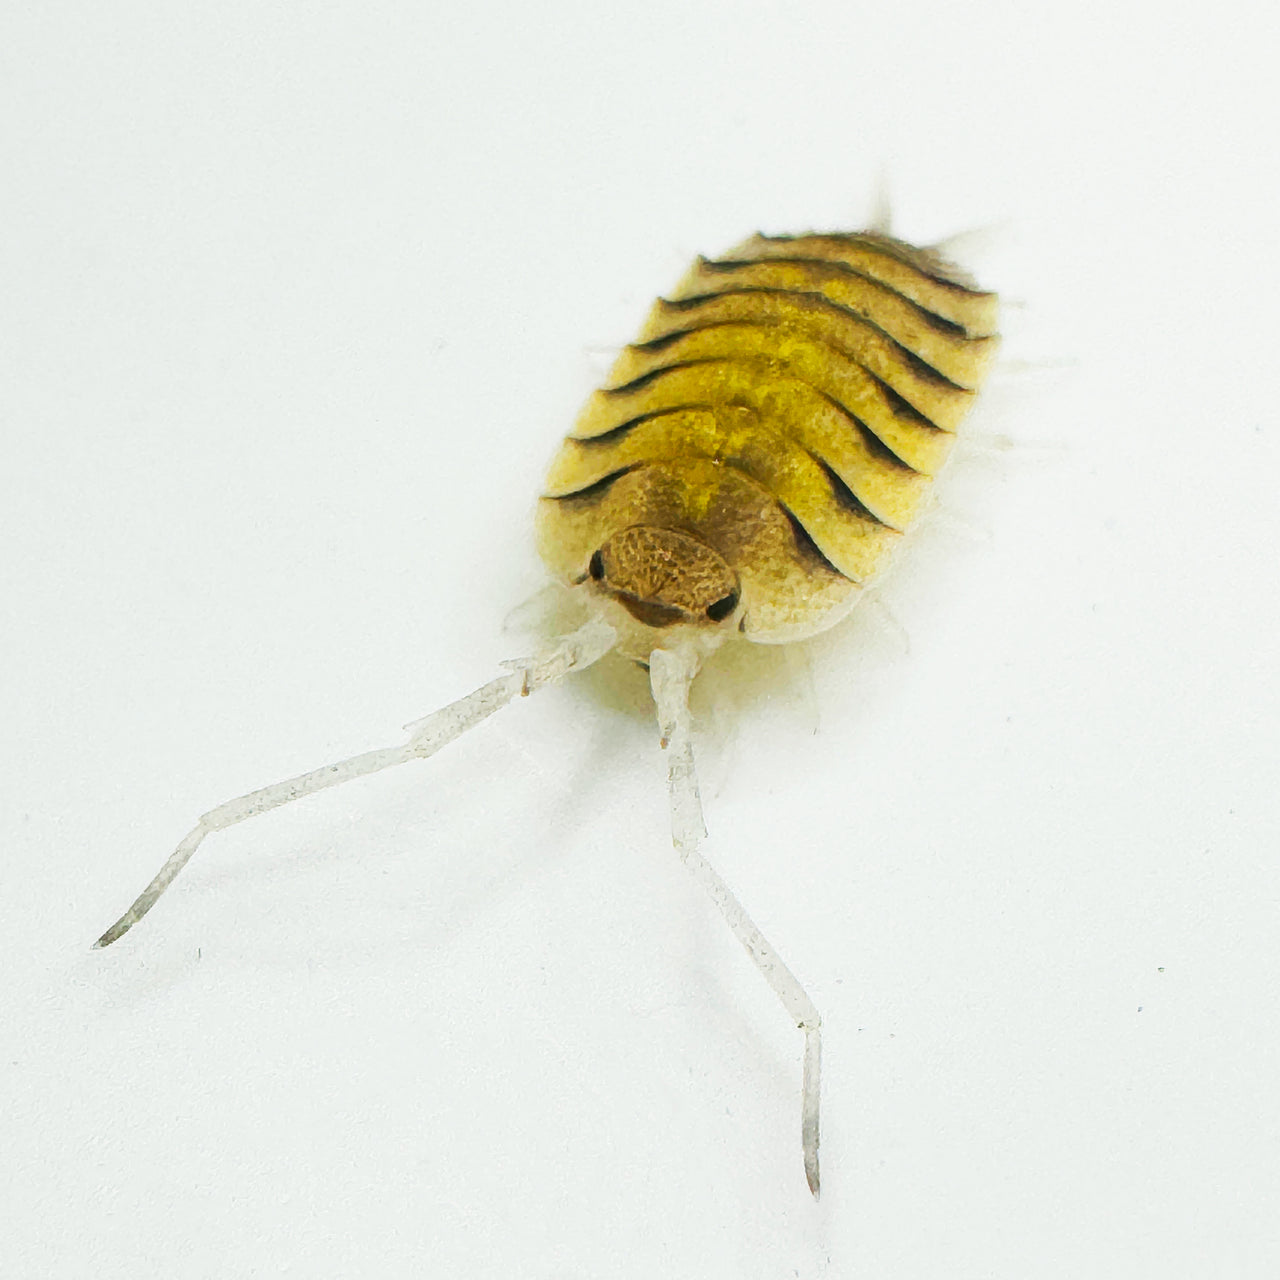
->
[598,358,926,475]
[811,452,901,530]
[629,316,950,435]
[655,287,972,391]
[544,465,636,502]
[778,504,855,581]
[571,404,717,448]
[755,232,989,296]
[698,256,968,336]
[601,358,722,396]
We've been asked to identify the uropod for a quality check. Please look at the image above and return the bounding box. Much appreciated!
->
[96,226,999,1196]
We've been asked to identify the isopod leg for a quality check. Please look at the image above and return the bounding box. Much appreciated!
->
[94,616,618,948]
[649,645,823,1199]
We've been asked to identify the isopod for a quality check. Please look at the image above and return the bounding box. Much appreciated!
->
[96,225,999,1197]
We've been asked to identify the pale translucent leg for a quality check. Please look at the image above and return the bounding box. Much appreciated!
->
[927,222,1015,263]
[868,166,894,235]
[94,616,618,948]
[649,646,823,1199]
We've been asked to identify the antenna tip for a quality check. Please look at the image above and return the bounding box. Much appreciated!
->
[93,920,129,949]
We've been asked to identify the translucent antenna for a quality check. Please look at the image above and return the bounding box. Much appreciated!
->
[649,645,824,1198]
[94,616,618,948]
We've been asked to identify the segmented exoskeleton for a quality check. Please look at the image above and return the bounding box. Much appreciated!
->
[96,227,998,1199]
[538,231,999,651]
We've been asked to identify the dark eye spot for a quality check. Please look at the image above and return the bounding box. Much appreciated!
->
[588,550,604,580]
[706,590,739,622]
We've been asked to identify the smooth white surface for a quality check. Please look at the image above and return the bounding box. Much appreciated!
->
[3,3,1277,1277]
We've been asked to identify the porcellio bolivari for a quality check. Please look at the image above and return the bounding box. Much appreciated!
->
[96,226,999,1196]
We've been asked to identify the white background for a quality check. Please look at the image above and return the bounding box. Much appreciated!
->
[3,3,1278,1277]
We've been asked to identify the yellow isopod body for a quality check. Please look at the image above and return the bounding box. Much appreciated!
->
[95,224,998,1200]
[537,229,998,655]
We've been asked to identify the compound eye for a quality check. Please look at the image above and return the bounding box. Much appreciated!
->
[705,589,739,622]
[588,550,605,581]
